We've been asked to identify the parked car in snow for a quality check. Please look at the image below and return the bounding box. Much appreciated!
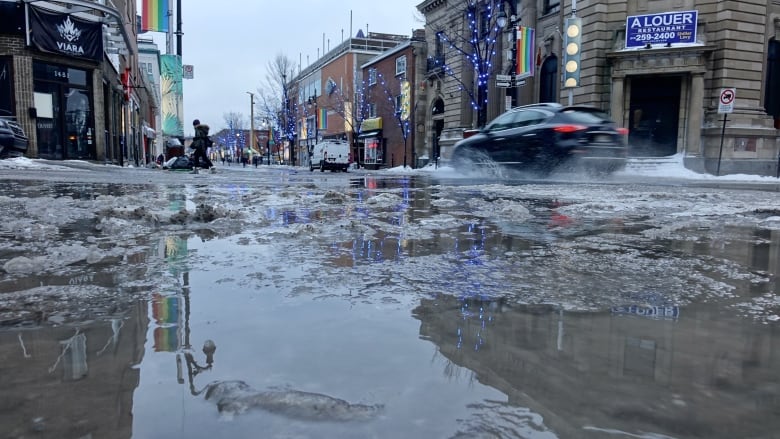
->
[450,103,628,175]
[0,116,28,158]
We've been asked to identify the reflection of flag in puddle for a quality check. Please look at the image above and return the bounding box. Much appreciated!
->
[152,293,181,351]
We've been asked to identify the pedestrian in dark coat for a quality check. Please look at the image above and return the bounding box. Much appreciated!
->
[191,119,214,169]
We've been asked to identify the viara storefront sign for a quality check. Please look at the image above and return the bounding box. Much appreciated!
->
[625,10,698,48]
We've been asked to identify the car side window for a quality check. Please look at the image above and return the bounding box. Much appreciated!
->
[487,112,517,131]
[511,110,548,128]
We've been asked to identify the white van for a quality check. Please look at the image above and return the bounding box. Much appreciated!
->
[309,140,351,172]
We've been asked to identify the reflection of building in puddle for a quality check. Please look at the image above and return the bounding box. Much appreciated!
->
[0,302,148,437]
[412,295,780,438]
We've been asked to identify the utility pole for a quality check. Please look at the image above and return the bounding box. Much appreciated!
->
[247,92,255,153]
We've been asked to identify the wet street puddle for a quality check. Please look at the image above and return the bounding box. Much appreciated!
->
[0,175,778,438]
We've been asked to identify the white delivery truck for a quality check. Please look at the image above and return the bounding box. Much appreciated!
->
[309,139,351,172]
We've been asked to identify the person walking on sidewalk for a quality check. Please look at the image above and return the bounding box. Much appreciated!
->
[191,119,214,171]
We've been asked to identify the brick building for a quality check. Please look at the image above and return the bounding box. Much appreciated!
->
[359,30,428,169]
[288,31,409,168]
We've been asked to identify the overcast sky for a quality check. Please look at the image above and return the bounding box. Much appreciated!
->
[138,1,424,136]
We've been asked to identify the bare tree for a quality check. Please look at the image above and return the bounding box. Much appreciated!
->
[373,72,417,168]
[430,0,506,127]
[320,77,371,166]
[255,53,298,164]
[222,112,246,131]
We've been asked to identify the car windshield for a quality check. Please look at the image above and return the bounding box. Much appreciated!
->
[561,108,614,125]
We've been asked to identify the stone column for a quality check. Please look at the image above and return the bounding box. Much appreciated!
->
[687,73,705,156]
[610,76,625,127]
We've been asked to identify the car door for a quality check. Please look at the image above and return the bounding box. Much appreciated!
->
[499,109,551,166]
[478,111,519,161]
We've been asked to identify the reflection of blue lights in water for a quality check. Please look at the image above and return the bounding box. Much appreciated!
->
[339,234,406,265]
[226,184,250,200]
[455,298,498,352]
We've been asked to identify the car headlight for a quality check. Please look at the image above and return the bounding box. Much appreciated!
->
[0,119,8,129]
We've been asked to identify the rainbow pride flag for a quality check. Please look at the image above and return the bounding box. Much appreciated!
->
[152,293,179,325]
[516,26,536,78]
[142,0,169,32]
[154,326,180,352]
[318,108,327,130]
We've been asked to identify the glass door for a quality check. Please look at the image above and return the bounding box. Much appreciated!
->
[33,62,94,160]
[64,88,93,159]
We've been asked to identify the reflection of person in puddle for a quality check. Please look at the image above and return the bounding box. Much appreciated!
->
[184,340,383,422]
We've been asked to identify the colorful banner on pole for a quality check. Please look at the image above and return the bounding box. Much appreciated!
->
[400,81,411,121]
[318,108,327,130]
[516,26,536,78]
[161,54,183,137]
[142,0,169,32]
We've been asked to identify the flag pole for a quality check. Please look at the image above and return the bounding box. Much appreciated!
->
[166,2,173,54]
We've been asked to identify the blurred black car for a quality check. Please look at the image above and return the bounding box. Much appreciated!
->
[0,117,28,158]
[450,103,628,174]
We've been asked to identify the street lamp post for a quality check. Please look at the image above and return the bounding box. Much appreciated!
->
[308,88,318,159]
[497,1,520,109]
[246,91,255,155]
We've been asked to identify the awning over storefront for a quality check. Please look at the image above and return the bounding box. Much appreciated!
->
[360,117,382,132]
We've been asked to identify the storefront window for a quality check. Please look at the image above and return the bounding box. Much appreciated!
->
[364,137,383,164]
[0,57,13,116]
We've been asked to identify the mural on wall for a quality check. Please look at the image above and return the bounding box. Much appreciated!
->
[160,54,183,137]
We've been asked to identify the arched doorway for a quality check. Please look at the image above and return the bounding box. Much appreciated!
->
[539,54,558,103]
[431,97,445,165]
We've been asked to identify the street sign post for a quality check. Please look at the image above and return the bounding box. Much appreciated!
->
[495,77,527,88]
[717,88,736,176]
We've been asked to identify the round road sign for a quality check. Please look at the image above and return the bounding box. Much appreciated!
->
[720,88,735,105]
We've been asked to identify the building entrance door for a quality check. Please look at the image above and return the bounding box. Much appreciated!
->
[33,62,95,160]
[628,75,681,157]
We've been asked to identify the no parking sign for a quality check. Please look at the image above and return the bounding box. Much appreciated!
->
[718,88,736,114]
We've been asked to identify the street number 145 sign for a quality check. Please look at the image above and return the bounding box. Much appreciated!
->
[625,10,698,48]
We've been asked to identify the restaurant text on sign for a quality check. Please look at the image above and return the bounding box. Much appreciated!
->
[625,11,698,48]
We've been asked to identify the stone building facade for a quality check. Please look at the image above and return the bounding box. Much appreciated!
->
[417,0,780,176]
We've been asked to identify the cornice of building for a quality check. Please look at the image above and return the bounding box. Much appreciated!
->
[417,0,447,14]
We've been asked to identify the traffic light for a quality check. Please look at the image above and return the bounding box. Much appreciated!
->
[563,17,582,88]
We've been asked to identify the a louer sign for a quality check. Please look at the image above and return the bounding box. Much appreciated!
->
[625,10,698,48]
